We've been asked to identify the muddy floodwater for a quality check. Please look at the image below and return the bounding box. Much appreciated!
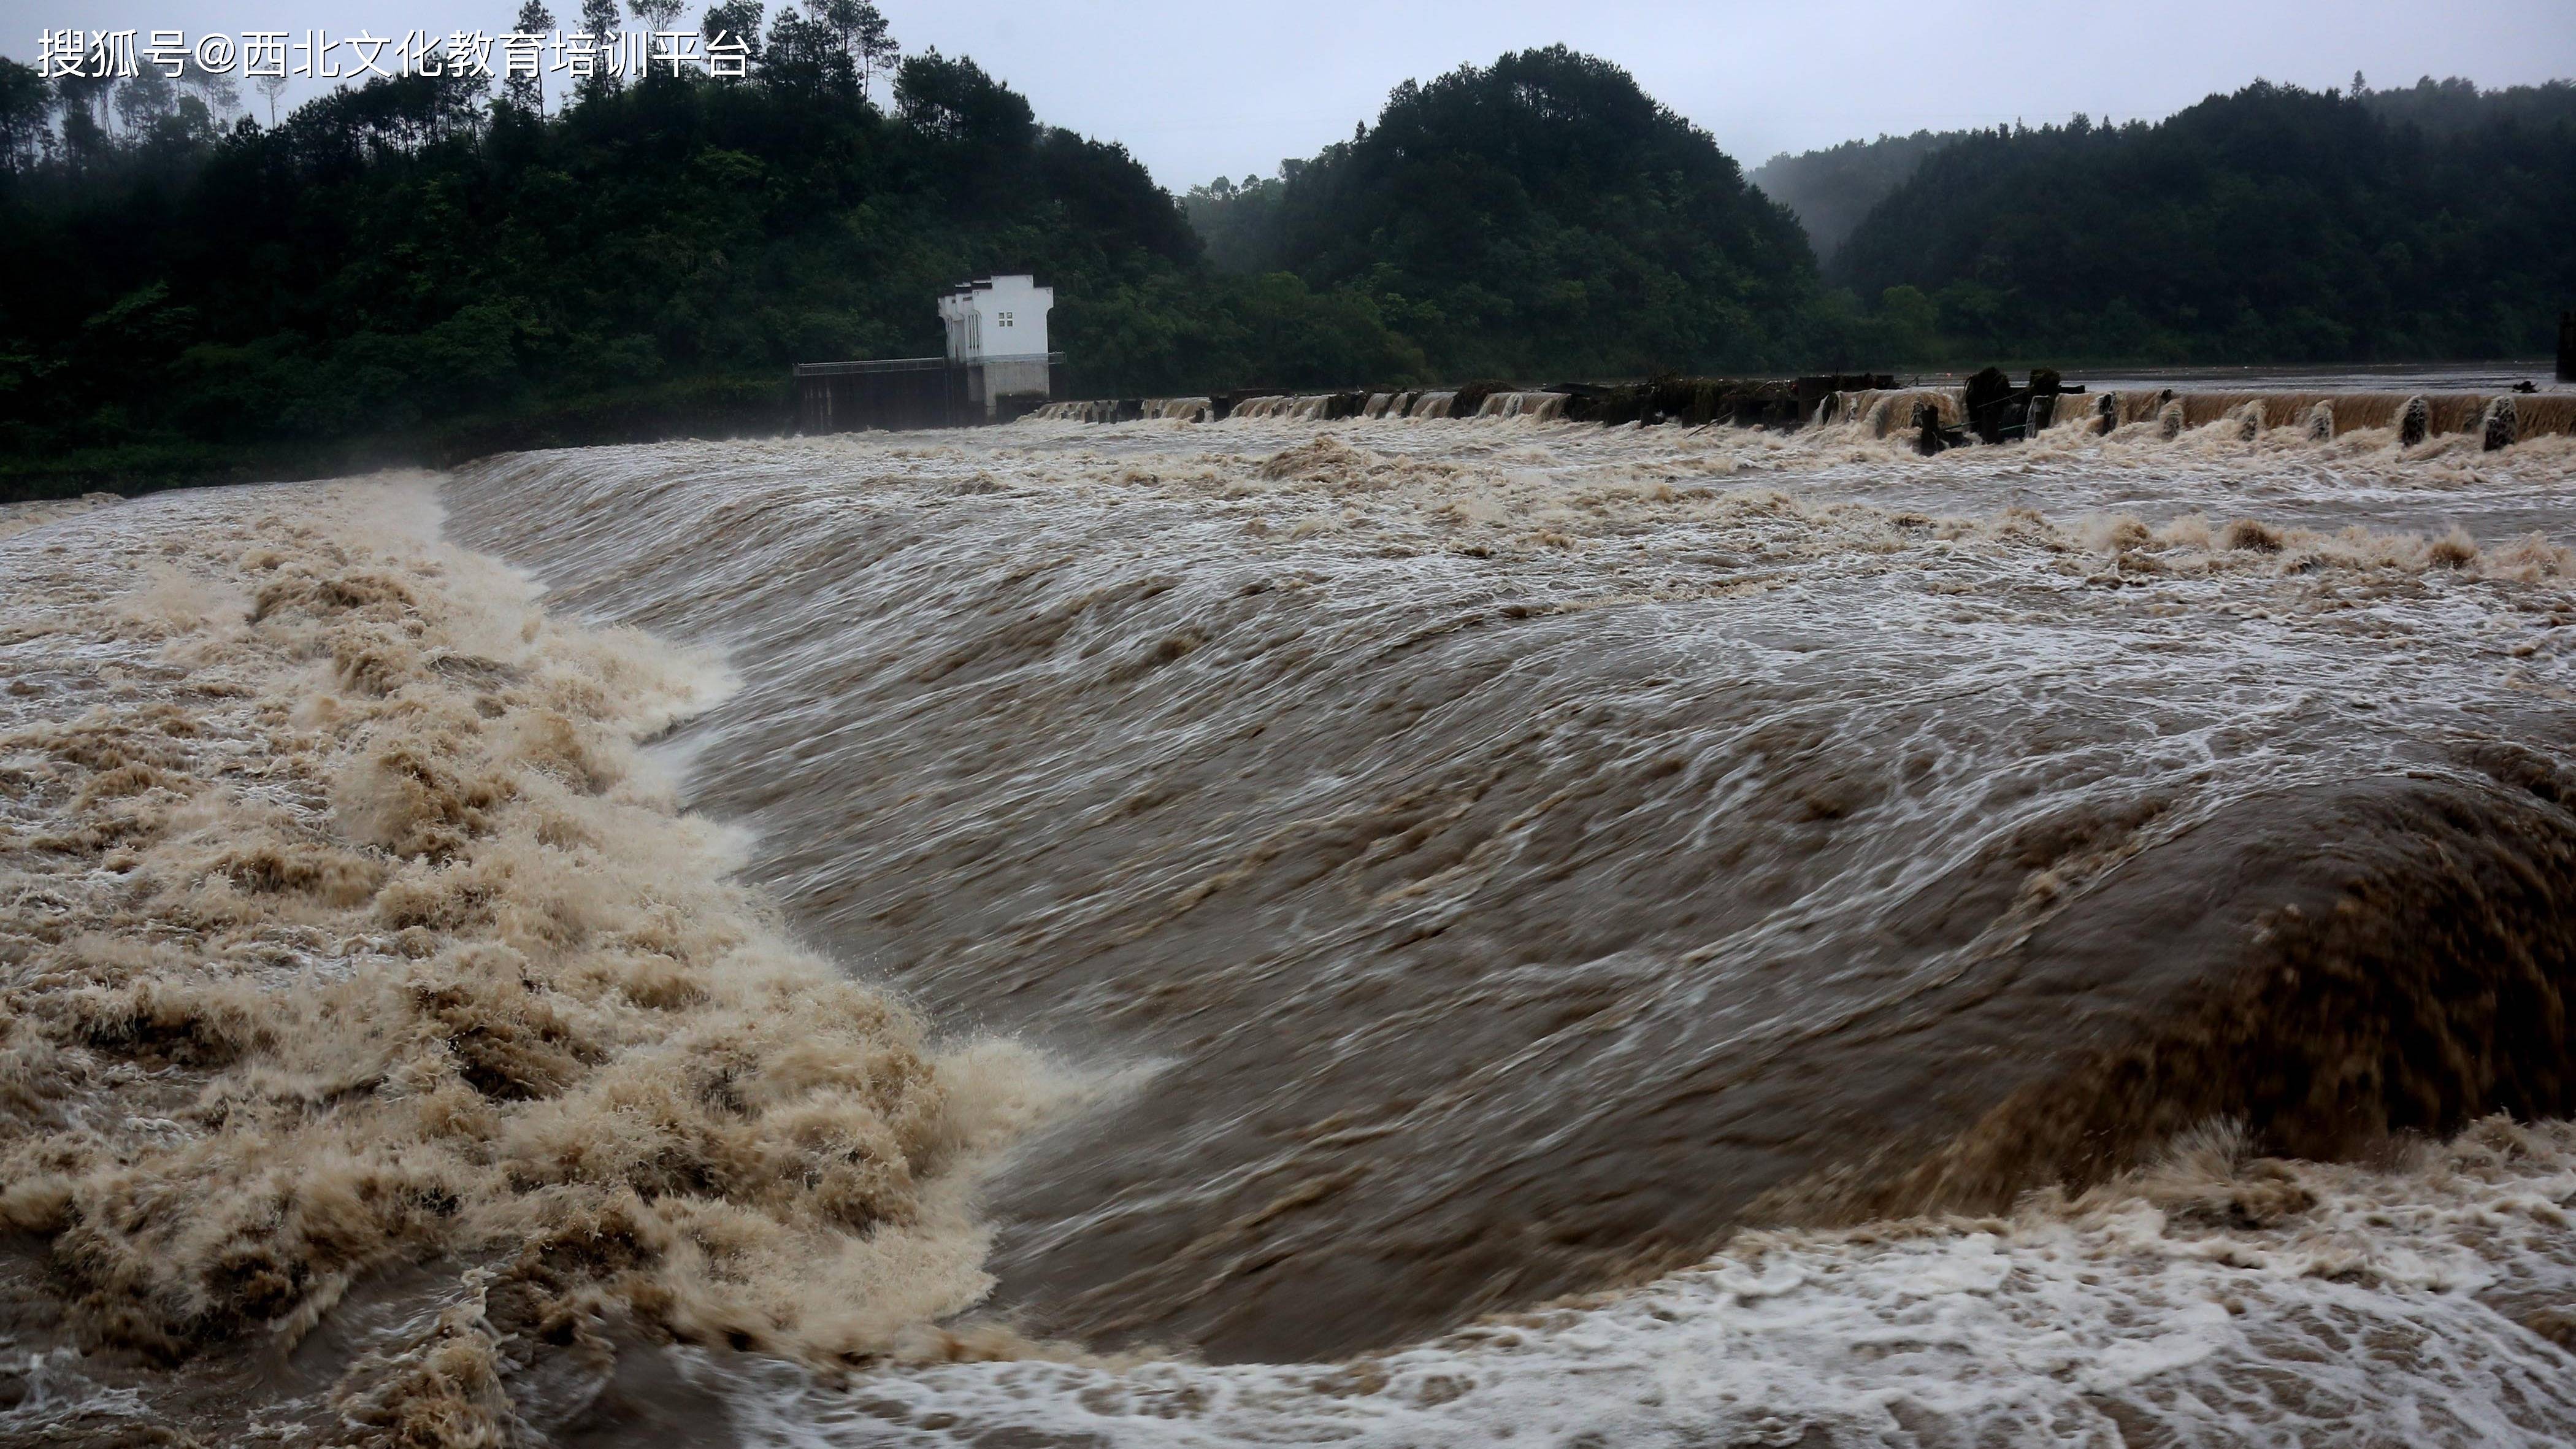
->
[8,401,2576,1446]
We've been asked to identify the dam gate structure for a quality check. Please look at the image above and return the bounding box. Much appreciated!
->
[796,274,1064,432]
[1026,365,2576,455]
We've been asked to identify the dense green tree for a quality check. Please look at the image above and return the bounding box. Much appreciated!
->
[892,51,1031,148]
[2358,74,2576,134]
[759,7,854,101]
[7,40,2567,504]
[1833,80,2576,362]
[1192,46,1816,377]
[0,43,1379,496]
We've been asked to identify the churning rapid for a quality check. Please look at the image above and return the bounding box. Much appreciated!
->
[7,398,2576,1445]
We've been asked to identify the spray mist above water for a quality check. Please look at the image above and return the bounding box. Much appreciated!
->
[7,400,2576,1445]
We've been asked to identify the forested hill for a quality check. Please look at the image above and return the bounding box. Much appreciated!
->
[5,33,2572,502]
[1831,79,2576,362]
[0,42,1236,492]
[1183,46,1817,380]
[2,37,1830,498]
[1747,129,1969,258]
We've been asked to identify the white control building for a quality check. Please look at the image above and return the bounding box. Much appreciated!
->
[938,274,1056,420]
[795,275,1064,432]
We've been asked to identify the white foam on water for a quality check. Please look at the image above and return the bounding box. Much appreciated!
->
[697,1121,2576,1448]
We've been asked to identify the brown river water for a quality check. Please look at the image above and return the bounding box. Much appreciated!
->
[7,398,2576,1445]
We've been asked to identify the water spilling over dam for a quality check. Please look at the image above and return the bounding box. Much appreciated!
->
[6,393,2576,1445]
[1037,378,2576,453]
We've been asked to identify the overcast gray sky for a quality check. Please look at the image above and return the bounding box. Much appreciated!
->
[7,0,2573,185]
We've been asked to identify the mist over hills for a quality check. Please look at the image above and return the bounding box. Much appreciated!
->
[1748,129,1971,259]
[1744,75,2576,364]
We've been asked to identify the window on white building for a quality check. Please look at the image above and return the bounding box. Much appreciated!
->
[998,311,1014,327]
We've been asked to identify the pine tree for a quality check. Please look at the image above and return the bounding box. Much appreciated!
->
[702,0,765,71]
[505,0,556,111]
[854,1,897,100]
[631,0,688,39]
[816,0,897,100]
[578,0,623,100]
